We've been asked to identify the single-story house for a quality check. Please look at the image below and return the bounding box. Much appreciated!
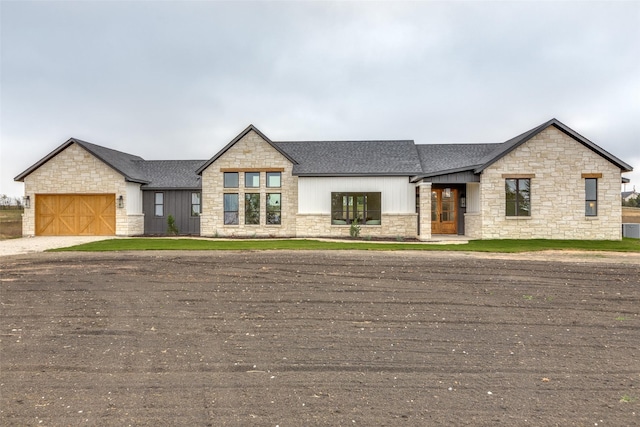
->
[622,188,638,202]
[15,118,633,240]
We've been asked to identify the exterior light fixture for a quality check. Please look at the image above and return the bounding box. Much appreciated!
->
[117,195,124,209]
[24,195,31,209]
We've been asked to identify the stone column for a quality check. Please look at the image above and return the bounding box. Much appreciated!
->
[418,182,432,241]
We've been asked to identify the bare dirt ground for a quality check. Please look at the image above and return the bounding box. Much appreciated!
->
[1,250,639,426]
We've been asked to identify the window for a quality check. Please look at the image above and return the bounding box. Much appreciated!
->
[223,193,239,225]
[585,178,597,216]
[266,193,281,225]
[224,172,239,188]
[245,172,260,188]
[331,192,381,225]
[267,172,281,188]
[505,178,531,217]
[154,192,164,217]
[191,192,201,217]
[245,193,260,224]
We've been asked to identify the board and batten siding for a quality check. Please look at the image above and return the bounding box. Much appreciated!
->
[297,176,416,214]
[465,182,480,213]
[142,190,200,235]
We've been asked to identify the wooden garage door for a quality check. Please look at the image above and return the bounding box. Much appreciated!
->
[36,194,116,236]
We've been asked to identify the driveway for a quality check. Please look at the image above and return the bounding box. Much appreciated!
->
[0,236,116,257]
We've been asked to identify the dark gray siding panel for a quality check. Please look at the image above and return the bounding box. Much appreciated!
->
[425,171,480,183]
[143,190,200,235]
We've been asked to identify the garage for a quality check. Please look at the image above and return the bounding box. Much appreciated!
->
[36,194,116,236]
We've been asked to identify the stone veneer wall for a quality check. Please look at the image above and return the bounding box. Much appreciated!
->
[464,213,482,238]
[296,214,417,238]
[200,130,298,237]
[21,143,143,236]
[417,183,432,241]
[478,126,622,240]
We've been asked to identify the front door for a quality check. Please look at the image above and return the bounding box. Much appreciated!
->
[431,188,457,234]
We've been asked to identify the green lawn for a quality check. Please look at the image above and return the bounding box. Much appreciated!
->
[50,237,640,253]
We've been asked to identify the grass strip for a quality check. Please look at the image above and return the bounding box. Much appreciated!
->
[49,237,640,253]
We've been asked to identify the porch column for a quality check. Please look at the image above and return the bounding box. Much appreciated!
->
[418,182,432,241]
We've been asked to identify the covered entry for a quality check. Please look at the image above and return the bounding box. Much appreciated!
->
[36,194,116,236]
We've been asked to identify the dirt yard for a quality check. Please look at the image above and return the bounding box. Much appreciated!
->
[0,209,22,240]
[1,250,638,426]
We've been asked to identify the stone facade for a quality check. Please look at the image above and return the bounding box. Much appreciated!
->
[21,143,144,236]
[463,213,482,238]
[296,213,417,238]
[200,130,298,237]
[477,126,622,240]
[417,182,432,241]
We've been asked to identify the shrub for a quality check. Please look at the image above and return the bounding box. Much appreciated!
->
[349,219,361,238]
[167,215,179,235]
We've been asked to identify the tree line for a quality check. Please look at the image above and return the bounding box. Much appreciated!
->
[0,195,24,209]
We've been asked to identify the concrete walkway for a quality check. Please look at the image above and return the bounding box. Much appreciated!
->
[0,236,116,257]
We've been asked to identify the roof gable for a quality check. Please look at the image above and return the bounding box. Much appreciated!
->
[196,124,296,175]
[475,118,633,173]
[14,138,149,183]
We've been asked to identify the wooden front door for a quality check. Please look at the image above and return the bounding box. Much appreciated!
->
[36,194,116,236]
[431,188,457,234]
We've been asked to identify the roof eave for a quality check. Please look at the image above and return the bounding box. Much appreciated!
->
[294,172,421,177]
[125,177,151,185]
[141,186,202,191]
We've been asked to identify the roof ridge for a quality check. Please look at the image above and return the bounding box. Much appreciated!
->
[275,139,414,143]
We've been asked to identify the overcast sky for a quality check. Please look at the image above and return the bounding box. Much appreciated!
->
[1,0,638,198]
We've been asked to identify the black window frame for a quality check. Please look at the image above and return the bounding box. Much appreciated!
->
[245,172,260,188]
[191,192,201,217]
[224,172,239,188]
[223,193,239,225]
[266,193,281,225]
[505,178,531,217]
[245,193,260,225]
[585,178,598,217]
[331,192,381,225]
[154,192,164,217]
[266,172,281,188]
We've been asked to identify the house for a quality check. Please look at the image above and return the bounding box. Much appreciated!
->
[14,118,633,240]
[622,188,638,202]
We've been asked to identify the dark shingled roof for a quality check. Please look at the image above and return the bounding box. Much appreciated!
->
[136,160,206,190]
[416,143,501,176]
[14,138,149,183]
[74,139,149,183]
[15,119,633,187]
[274,140,423,176]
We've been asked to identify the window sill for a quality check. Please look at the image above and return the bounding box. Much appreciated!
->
[585,216,599,220]
[505,216,532,220]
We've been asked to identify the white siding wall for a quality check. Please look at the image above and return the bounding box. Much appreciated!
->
[466,182,480,213]
[298,176,415,214]
[126,182,143,214]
